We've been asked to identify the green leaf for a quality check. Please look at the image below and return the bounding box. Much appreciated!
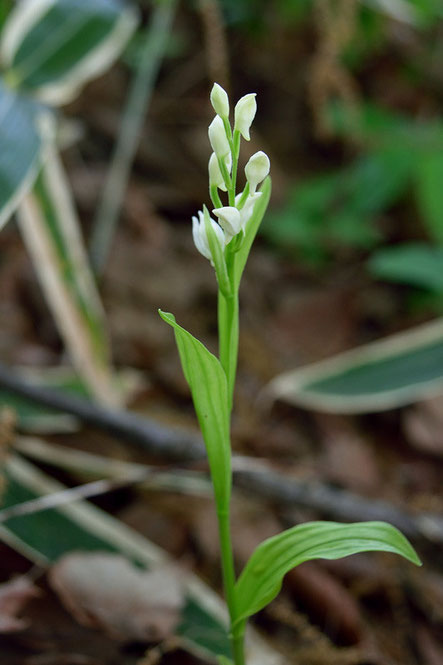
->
[234,176,271,289]
[267,318,443,413]
[415,151,443,244]
[217,657,234,665]
[261,151,410,262]
[369,242,443,292]
[0,79,48,230]
[158,311,231,508]
[234,521,421,626]
[1,0,138,105]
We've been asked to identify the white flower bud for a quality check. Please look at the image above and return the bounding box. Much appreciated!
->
[213,206,242,242]
[245,151,270,193]
[210,82,229,118]
[234,93,257,140]
[208,152,232,191]
[192,209,224,262]
[208,115,230,158]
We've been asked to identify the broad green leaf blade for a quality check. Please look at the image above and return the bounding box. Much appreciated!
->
[235,521,421,626]
[17,143,119,407]
[0,79,48,230]
[234,177,271,290]
[1,456,281,665]
[415,151,443,244]
[267,318,443,413]
[369,243,443,292]
[159,311,231,508]
[1,0,138,105]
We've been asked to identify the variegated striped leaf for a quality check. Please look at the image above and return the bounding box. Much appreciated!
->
[1,0,138,105]
[0,79,49,230]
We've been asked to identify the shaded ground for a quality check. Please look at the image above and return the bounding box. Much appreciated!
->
[1,2,443,664]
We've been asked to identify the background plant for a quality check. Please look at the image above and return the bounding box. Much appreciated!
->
[0,0,139,405]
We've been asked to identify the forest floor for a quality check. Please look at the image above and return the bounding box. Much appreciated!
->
[1,4,443,663]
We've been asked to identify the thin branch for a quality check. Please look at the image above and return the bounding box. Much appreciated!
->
[1,362,442,544]
[0,474,145,522]
[89,0,177,276]
[0,363,204,462]
[15,436,212,497]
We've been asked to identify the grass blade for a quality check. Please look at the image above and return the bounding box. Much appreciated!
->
[17,142,119,406]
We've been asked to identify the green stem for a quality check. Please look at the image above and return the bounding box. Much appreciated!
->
[210,184,223,209]
[217,507,237,622]
[231,626,246,665]
[217,248,243,662]
[216,121,244,665]
[218,288,239,412]
[228,130,241,206]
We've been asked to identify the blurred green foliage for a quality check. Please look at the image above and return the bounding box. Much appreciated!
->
[250,0,443,307]
[264,101,443,299]
[0,1,13,31]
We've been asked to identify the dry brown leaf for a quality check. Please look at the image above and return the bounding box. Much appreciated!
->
[404,396,443,456]
[0,575,40,632]
[416,623,443,665]
[317,415,380,494]
[286,562,364,645]
[48,553,185,642]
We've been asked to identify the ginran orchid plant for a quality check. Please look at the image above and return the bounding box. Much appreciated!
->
[159,84,421,665]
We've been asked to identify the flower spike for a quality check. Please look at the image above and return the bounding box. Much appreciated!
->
[245,151,270,194]
[213,206,242,242]
[192,209,224,263]
[209,152,232,191]
[234,93,257,140]
[208,115,230,159]
[210,82,229,118]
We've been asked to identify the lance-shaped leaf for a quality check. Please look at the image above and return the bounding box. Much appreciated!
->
[159,311,231,508]
[234,521,421,626]
[17,143,119,407]
[1,0,138,105]
[0,79,48,230]
[266,318,443,414]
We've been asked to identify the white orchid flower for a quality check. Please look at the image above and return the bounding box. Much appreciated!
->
[192,209,225,263]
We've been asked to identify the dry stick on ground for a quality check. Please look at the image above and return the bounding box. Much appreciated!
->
[0,363,442,545]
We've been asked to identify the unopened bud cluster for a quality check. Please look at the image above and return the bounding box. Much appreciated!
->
[192,83,270,268]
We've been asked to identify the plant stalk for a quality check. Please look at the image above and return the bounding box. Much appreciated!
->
[218,289,239,412]
[231,626,246,665]
[215,110,246,665]
[217,507,237,622]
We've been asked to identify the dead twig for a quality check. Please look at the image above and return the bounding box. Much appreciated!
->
[1,363,442,545]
